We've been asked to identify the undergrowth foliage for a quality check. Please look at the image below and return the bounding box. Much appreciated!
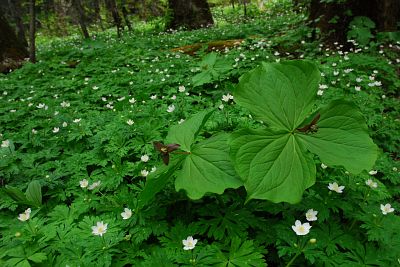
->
[0,1,399,266]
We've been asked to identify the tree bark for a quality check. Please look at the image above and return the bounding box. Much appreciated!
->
[105,0,123,37]
[309,0,400,44]
[29,0,36,63]
[167,0,214,30]
[0,15,28,72]
[121,0,133,31]
[72,0,90,38]
[93,0,105,31]
[7,0,28,47]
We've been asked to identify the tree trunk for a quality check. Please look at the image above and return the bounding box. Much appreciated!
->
[0,15,28,73]
[93,0,105,31]
[309,0,400,44]
[7,0,28,47]
[29,0,36,63]
[121,0,133,31]
[72,0,90,38]
[242,0,247,17]
[231,0,235,9]
[167,0,214,30]
[105,0,123,37]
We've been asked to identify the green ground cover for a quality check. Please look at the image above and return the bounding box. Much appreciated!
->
[0,2,399,266]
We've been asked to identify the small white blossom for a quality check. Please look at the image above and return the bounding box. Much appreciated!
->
[292,220,311,236]
[317,90,324,96]
[79,179,89,188]
[182,236,198,250]
[121,208,133,220]
[321,163,328,169]
[356,77,362,82]
[1,140,10,148]
[53,127,60,133]
[141,155,149,162]
[167,104,175,113]
[355,86,361,91]
[305,209,318,221]
[141,169,149,177]
[36,103,46,109]
[150,95,157,100]
[380,204,394,215]
[129,98,136,104]
[92,221,108,236]
[365,179,378,189]
[62,122,68,127]
[32,129,38,134]
[319,84,328,89]
[92,86,99,90]
[88,181,101,190]
[73,118,81,123]
[328,182,345,193]
[222,93,234,102]
[18,208,31,222]
[60,101,70,108]
[126,119,134,125]
[178,86,186,92]
[151,166,157,172]
[178,119,185,124]
[369,170,378,175]
[171,95,176,100]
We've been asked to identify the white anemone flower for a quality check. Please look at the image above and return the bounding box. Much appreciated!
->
[92,221,108,236]
[380,204,394,215]
[292,220,311,236]
[121,208,133,220]
[328,182,345,193]
[18,208,31,222]
[305,209,318,221]
[182,236,198,250]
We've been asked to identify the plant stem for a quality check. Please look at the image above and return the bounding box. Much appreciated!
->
[285,251,301,267]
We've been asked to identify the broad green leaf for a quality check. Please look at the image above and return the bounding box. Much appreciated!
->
[25,180,42,207]
[27,253,47,263]
[138,155,185,209]
[297,100,378,173]
[234,60,320,131]
[4,186,30,204]
[175,134,242,199]
[166,110,213,151]
[230,129,315,203]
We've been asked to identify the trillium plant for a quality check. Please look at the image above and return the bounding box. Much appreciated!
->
[139,60,378,206]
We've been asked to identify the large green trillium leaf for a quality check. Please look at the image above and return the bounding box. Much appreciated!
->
[175,134,243,199]
[297,100,378,173]
[234,60,320,131]
[230,129,315,203]
[166,110,213,151]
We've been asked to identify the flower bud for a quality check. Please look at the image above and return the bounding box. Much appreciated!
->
[309,238,317,244]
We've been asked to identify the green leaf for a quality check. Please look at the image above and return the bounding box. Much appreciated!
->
[138,155,185,209]
[27,253,47,263]
[175,134,242,199]
[4,186,30,205]
[234,60,320,131]
[213,237,266,267]
[25,181,42,207]
[297,100,378,173]
[230,129,315,203]
[166,110,214,151]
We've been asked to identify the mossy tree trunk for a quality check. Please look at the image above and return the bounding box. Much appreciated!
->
[166,0,214,30]
[29,0,36,63]
[309,0,400,44]
[0,14,28,72]
[72,0,90,38]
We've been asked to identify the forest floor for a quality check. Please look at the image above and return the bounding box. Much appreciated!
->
[0,2,399,266]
